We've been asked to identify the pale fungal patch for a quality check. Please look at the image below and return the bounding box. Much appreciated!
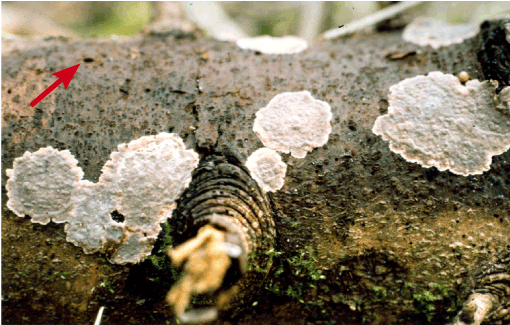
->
[65,181,124,255]
[236,35,308,54]
[246,148,287,192]
[373,71,510,176]
[110,232,157,265]
[496,86,510,114]
[253,91,332,158]
[403,17,480,49]
[6,133,199,264]
[100,133,198,239]
[6,147,84,225]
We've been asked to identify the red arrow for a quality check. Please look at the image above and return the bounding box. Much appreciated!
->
[30,63,81,107]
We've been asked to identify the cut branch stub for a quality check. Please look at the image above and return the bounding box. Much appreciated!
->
[452,250,510,325]
[168,153,276,321]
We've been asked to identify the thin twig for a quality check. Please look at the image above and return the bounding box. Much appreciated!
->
[94,306,105,325]
[322,1,422,40]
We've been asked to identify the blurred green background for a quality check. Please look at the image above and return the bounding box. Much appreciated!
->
[2,1,510,39]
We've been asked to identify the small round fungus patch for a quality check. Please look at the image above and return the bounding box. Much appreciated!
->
[373,71,510,176]
[253,91,332,158]
[403,17,479,49]
[246,148,287,192]
[6,147,84,225]
[236,35,308,54]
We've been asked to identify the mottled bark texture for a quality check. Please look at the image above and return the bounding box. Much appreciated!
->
[2,21,509,324]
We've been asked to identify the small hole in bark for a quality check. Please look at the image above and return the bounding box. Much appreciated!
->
[111,210,125,223]
[348,120,357,131]
[83,58,94,63]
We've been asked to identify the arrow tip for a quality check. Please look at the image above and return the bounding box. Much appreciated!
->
[52,63,81,89]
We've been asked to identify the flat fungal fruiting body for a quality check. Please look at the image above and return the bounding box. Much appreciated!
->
[235,35,308,54]
[253,91,332,159]
[403,17,479,49]
[496,86,510,114]
[169,154,276,320]
[246,148,287,193]
[6,147,84,225]
[373,71,510,176]
[5,133,199,264]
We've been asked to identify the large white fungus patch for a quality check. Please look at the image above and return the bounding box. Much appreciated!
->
[246,148,287,193]
[236,35,308,54]
[403,17,479,49]
[373,71,510,176]
[253,91,332,158]
[6,133,199,264]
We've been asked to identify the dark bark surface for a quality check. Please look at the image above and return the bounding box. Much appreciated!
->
[478,19,510,92]
[2,27,509,325]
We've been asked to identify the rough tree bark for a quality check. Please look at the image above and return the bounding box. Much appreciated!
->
[2,22,509,325]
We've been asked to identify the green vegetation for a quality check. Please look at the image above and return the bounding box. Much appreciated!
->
[263,247,326,306]
[46,270,70,281]
[73,2,152,37]
[147,223,180,283]
[287,247,326,281]
[401,281,462,322]
[359,286,388,323]
[247,249,283,274]
[99,277,115,294]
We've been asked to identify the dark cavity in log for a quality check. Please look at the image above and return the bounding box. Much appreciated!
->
[477,19,510,92]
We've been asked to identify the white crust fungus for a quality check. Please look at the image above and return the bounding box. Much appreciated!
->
[6,147,84,225]
[253,91,332,158]
[373,71,510,176]
[65,181,124,254]
[403,17,480,49]
[496,86,510,114]
[6,133,199,264]
[236,35,308,55]
[246,148,287,193]
[100,133,198,239]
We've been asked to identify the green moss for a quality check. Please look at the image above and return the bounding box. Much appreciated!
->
[247,249,283,274]
[99,277,115,293]
[287,247,326,281]
[46,271,70,281]
[400,281,463,322]
[147,223,180,282]
[263,247,326,307]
